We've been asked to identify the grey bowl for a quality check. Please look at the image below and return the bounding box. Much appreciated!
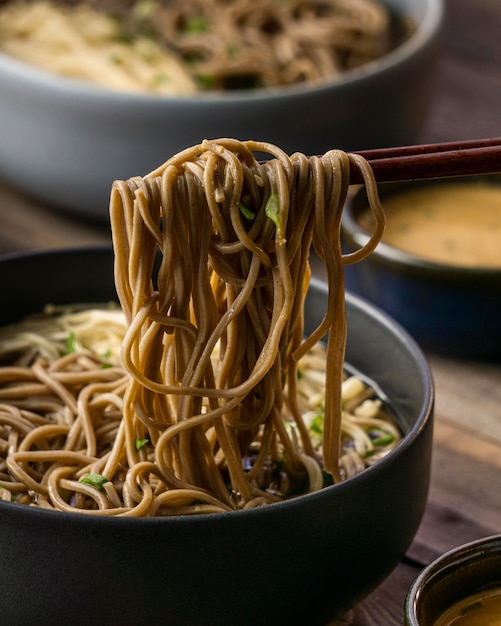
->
[0,247,434,626]
[405,535,501,625]
[0,0,443,220]
[341,176,501,359]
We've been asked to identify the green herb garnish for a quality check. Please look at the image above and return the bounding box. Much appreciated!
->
[64,331,77,355]
[365,432,396,458]
[185,15,209,34]
[310,414,324,435]
[372,433,395,447]
[80,473,109,491]
[135,438,149,451]
[196,74,216,90]
[265,193,281,228]
[239,201,255,220]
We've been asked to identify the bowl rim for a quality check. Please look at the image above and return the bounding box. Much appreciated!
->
[405,534,501,625]
[0,0,444,103]
[0,248,434,526]
[341,181,501,277]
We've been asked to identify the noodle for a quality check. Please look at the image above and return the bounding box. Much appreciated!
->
[0,139,390,516]
[0,0,412,94]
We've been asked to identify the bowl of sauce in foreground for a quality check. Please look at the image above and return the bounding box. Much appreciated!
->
[405,535,501,625]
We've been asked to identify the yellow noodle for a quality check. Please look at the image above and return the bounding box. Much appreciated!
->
[0,0,410,94]
[0,139,394,516]
[108,138,386,510]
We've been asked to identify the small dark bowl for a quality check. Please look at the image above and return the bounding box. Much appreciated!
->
[341,177,501,359]
[405,535,501,625]
[0,247,434,626]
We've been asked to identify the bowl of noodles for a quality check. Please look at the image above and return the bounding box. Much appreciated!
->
[0,139,434,625]
[0,0,443,219]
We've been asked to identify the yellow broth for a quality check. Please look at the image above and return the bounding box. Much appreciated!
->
[435,587,501,625]
[358,182,501,268]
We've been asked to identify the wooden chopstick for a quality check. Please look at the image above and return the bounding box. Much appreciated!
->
[349,137,501,185]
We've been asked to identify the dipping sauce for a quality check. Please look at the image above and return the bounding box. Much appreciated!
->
[359,182,501,268]
[435,587,501,625]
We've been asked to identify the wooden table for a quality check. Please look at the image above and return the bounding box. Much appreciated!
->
[0,1,500,624]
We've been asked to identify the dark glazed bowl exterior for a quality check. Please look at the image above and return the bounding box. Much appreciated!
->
[341,177,501,359]
[405,535,501,625]
[0,248,434,626]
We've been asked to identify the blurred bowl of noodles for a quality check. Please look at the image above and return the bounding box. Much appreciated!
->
[0,0,443,219]
[341,174,501,359]
[0,246,434,626]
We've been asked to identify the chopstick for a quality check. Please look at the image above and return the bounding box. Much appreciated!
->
[349,137,501,185]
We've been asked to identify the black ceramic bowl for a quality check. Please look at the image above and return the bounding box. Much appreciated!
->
[0,247,434,626]
[405,535,501,625]
[341,177,501,360]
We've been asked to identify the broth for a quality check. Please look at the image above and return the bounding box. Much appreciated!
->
[359,182,501,268]
[435,587,501,625]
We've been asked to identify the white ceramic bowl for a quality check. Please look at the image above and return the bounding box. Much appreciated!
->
[0,0,443,220]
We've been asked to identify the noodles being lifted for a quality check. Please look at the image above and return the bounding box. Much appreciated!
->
[0,0,412,94]
[0,139,390,516]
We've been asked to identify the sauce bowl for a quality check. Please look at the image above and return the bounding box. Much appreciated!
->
[341,175,501,359]
[405,535,501,625]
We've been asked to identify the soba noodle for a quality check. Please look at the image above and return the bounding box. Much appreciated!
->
[0,0,411,94]
[0,139,391,516]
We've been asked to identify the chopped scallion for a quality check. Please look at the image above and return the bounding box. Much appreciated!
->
[65,331,77,354]
[135,438,149,451]
[185,15,209,33]
[196,74,215,89]
[80,473,109,491]
[239,202,255,220]
[265,193,280,227]
[310,414,324,435]
[372,433,395,447]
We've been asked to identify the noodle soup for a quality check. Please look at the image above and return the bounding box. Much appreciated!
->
[0,248,434,626]
[0,138,395,516]
[0,302,401,514]
[0,0,413,94]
